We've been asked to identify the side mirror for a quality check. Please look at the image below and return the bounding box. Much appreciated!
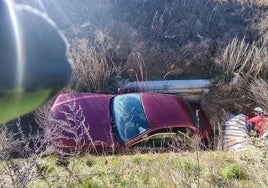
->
[0,1,72,123]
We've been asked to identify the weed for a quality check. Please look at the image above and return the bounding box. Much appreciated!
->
[3,1,268,187]
[220,163,248,180]
[240,155,257,164]
[85,158,95,167]
[36,163,49,176]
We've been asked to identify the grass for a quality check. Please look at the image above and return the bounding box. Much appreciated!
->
[4,0,268,187]
[0,149,267,187]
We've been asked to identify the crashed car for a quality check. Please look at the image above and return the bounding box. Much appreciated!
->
[47,92,213,154]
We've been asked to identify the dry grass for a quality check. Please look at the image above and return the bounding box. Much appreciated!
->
[234,0,268,7]
[0,122,46,188]
[248,79,268,112]
[201,78,255,129]
[2,0,268,187]
[216,37,268,80]
[68,37,112,92]
[68,30,126,93]
[204,26,268,125]
[0,148,267,187]
[125,43,179,80]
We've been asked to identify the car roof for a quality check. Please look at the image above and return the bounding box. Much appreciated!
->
[140,93,196,131]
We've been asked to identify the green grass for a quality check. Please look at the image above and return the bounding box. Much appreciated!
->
[2,0,267,188]
[1,149,268,187]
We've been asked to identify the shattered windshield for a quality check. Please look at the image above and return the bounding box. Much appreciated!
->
[111,94,150,144]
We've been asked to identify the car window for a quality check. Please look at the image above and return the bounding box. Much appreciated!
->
[130,133,176,149]
[111,94,150,143]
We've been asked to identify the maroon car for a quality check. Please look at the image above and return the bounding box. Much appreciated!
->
[47,92,213,154]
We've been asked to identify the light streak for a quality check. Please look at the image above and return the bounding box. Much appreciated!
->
[6,1,24,90]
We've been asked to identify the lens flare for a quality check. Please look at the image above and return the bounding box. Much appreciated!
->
[6,1,24,90]
[37,0,47,13]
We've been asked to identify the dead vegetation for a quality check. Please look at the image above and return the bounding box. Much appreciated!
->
[203,25,268,126]
[0,122,46,188]
[1,0,268,186]
[249,79,268,112]
[9,0,267,144]
[68,32,124,93]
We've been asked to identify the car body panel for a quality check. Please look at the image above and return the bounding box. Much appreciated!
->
[141,93,196,131]
[48,92,212,153]
[49,93,119,153]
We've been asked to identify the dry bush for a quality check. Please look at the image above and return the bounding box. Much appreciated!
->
[216,37,268,81]
[258,14,268,36]
[68,30,124,92]
[149,0,241,43]
[0,122,46,188]
[150,0,210,40]
[210,35,268,120]
[234,0,268,7]
[217,38,253,77]
[125,40,218,81]
[125,44,149,82]
[0,124,22,160]
[257,15,268,47]
[260,32,268,47]
[126,42,179,81]
[104,20,139,59]
[248,78,268,112]
[176,39,220,78]
[34,102,54,129]
[46,107,89,156]
[201,78,255,129]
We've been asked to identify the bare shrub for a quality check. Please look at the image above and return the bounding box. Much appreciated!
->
[219,38,245,75]
[260,32,268,47]
[257,15,268,38]
[216,37,268,80]
[234,0,268,7]
[149,0,234,42]
[0,124,22,160]
[176,39,219,78]
[126,51,148,82]
[0,121,46,188]
[45,99,98,156]
[211,122,224,151]
[201,78,255,129]
[34,102,53,129]
[68,30,124,92]
[208,23,268,141]
[248,78,268,112]
[126,42,178,80]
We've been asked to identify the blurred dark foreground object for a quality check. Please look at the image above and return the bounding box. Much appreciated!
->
[0,0,72,123]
